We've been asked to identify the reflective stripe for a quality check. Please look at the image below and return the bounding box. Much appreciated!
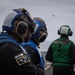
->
[53,63,73,66]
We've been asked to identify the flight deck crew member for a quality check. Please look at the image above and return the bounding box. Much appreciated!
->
[0,8,44,75]
[22,17,48,75]
[45,25,75,75]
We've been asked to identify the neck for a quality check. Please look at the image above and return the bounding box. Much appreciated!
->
[7,31,22,43]
[60,35,69,39]
[31,38,40,48]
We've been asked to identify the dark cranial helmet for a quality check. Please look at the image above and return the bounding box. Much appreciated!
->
[2,8,35,34]
[32,17,48,43]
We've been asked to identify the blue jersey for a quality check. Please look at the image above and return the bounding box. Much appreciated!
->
[0,32,18,45]
[22,40,45,69]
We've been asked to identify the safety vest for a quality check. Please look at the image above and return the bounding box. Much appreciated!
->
[22,40,45,68]
[0,32,29,58]
[52,38,73,66]
[0,32,18,45]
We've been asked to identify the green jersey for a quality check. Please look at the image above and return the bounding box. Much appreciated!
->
[52,38,73,66]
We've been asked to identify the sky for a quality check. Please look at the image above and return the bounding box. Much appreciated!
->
[0,0,75,42]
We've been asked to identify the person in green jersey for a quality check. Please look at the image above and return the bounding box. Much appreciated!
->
[45,25,75,75]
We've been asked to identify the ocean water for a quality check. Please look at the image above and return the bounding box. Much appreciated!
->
[39,41,52,51]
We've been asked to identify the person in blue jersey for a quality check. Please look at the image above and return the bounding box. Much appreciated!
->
[22,17,48,75]
[0,8,45,75]
[45,25,75,75]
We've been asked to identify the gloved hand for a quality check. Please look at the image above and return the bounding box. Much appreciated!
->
[36,63,44,69]
[36,64,45,75]
[37,68,45,75]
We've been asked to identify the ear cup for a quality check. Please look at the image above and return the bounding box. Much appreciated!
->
[39,31,48,42]
[58,30,60,35]
[69,30,73,36]
[16,21,28,35]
